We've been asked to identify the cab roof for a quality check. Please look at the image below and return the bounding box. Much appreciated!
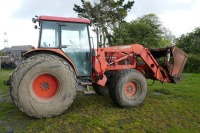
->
[39,16,91,24]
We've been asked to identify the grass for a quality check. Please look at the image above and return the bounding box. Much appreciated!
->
[0,69,200,133]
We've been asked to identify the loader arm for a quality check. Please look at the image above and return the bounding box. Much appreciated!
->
[93,44,187,86]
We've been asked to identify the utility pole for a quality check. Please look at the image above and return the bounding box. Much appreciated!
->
[4,32,9,48]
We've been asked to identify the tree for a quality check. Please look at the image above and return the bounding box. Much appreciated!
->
[73,0,134,46]
[112,14,174,48]
[176,27,200,73]
[176,27,200,55]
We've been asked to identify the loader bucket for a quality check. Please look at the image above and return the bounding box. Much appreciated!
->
[149,46,188,83]
[170,46,188,83]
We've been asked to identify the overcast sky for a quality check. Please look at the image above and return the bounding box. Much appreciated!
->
[0,0,200,49]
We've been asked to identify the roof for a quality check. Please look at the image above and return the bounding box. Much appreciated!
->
[0,48,9,52]
[39,16,91,24]
[1,45,34,52]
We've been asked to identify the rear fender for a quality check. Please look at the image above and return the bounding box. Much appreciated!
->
[23,48,78,76]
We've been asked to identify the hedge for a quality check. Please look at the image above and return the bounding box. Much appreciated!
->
[183,54,200,73]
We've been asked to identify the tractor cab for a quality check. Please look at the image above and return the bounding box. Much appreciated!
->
[32,16,92,77]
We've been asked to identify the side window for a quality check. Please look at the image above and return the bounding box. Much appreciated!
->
[40,21,59,48]
[61,23,91,76]
[61,28,80,50]
[61,23,90,52]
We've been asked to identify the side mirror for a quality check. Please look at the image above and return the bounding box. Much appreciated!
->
[32,18,37,23]
[34,25,38,29]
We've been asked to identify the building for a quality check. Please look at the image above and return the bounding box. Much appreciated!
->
[0,45,34,58]
[0,45,34,69]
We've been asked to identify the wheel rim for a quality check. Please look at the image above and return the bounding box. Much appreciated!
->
[124,82,137,97]
[32,74,59,100]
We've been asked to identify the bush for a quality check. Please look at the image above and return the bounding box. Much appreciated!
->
[184,54,200,73]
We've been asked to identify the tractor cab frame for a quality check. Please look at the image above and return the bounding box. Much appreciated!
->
[32,16,93,78]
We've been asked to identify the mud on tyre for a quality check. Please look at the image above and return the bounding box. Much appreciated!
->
[109,69,147,107]
[10,54,77,118]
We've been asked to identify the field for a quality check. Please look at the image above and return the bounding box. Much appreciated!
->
[0,69,200,133]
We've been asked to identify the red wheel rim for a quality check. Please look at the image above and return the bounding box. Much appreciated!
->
[124,82,137,97]
[32,74,59,99]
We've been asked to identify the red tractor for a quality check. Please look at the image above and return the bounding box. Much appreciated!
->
[10,16,187,118]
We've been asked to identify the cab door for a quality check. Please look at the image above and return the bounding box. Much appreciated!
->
[60,22,91,77]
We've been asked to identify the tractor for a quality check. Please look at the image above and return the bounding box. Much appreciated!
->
[9,15,188,118]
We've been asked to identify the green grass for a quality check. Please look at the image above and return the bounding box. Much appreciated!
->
[0,70,200,133]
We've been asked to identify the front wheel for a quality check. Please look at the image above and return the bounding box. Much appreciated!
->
[109,69,147,107]
[10,54,77,118]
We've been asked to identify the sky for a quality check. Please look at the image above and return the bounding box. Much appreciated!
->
[0,0,200,50]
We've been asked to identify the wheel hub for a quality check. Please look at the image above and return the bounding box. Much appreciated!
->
[41,82,50,90]
[124,82,137,97]
[128,86,132,92]
[32,74,59,99]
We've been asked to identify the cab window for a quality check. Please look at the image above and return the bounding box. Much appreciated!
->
[40,21,59,48]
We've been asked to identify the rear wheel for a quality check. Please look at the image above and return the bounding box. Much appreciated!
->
[10,54,77,118]
[109,69,147,107]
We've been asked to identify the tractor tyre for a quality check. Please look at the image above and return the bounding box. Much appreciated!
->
[109,69,147,107]
[93,83,109,96]
[10,54,77,118]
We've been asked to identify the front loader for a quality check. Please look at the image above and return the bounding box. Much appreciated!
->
[9,16,188,118]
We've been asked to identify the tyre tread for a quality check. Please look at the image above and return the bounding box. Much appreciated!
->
[10,54,77,118]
